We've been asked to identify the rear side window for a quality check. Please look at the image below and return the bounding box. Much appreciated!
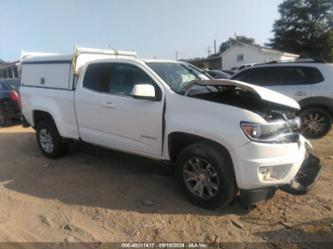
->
[276,67,324,85]
[233,68,267,84]
[234,66,324,86]
[83,63,112,92]
[83,62,157,96]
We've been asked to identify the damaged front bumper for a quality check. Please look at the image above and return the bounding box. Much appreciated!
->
[280,153,321,195]
[239,153,321,206]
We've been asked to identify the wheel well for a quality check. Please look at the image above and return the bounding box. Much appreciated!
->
[33,110,55,127]
[300,104,333,119]
[168,132,232,163]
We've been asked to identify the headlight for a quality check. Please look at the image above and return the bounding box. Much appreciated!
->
[240,121,293,143]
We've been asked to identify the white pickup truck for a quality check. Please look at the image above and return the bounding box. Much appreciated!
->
[20,47,321,209]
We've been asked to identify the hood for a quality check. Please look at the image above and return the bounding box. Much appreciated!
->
[189,79,300,110]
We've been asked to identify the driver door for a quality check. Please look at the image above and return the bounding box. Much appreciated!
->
[98,62,164,158]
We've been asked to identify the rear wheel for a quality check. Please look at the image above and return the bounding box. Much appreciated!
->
[176,142,237,209]
[36,121,68,158]
[300,108,332,139]
[0,110,12,127]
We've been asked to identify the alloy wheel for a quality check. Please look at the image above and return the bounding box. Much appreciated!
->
[39,128,54,153]
[302,112,328,137]
[183,158,220,200]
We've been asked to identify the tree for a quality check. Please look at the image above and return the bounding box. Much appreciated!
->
[219,35,255,54]
[269,0,333,62]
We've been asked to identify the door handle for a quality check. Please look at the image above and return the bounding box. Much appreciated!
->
[102,101,116,108]
[294,91,307,96]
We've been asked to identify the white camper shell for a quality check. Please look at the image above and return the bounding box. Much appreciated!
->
[20,47,137,90]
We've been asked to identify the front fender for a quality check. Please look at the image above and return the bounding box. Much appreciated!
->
[163,93,265,160]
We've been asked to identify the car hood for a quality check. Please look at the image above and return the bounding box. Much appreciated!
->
[189,79,300,110]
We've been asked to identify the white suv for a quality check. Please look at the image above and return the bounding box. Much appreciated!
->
[232,61,333,138]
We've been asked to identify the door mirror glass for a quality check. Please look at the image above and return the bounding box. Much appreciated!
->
[131,84,156,100]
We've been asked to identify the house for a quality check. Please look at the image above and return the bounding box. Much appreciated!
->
[184,43,299,71]
[221,43,299,70]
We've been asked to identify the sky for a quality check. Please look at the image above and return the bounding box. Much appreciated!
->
[0,0,284,61]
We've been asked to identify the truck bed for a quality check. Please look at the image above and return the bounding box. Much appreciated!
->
[20,86,79,139]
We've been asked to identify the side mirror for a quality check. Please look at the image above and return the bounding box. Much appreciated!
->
[131,84,156,100]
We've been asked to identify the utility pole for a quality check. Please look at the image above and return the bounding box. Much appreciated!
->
[214,39,217,54]
[175,51,178,60]
[207,47,211,56]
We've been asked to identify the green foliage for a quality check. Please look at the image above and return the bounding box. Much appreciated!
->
[269,0,333,61]
[219,35,255,53]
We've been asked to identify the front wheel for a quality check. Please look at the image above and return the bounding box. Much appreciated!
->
[36,121,68,158]
[300,108,332,139]
[176,142,237,209]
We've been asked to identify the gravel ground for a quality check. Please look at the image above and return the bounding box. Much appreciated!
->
[0,125,332,246]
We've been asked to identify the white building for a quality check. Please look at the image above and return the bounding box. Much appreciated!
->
[221,43,299,70]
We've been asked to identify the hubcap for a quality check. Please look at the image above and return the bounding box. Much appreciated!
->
[183,158,220,199]
[39,128,54,153]
[302,113,326,135]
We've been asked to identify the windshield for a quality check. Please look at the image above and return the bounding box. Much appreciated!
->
[146,62,209,93]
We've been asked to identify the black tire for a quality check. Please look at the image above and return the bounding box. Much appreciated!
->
[0,110,12,127]
[36,121,68,158]
[300,108,332,139]
[176,142,237,209]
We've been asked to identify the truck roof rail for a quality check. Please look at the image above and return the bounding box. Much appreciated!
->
[20,46,138,74]
[20,46,137,62]
[75,46,137,58]
[20,50,60,61]
[71,46,137,74]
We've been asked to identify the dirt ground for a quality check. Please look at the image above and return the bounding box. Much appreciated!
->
[0,125,332,245]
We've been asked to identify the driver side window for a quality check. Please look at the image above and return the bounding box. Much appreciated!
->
[83,62,159,97]
[109,63,155,96]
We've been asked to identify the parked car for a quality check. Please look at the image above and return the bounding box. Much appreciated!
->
[231,63,256,72]
[20,47,320,209]
[221,69,235,76]
[232,61,333,138]
[205,70,231,79]
[0,80,21,126]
